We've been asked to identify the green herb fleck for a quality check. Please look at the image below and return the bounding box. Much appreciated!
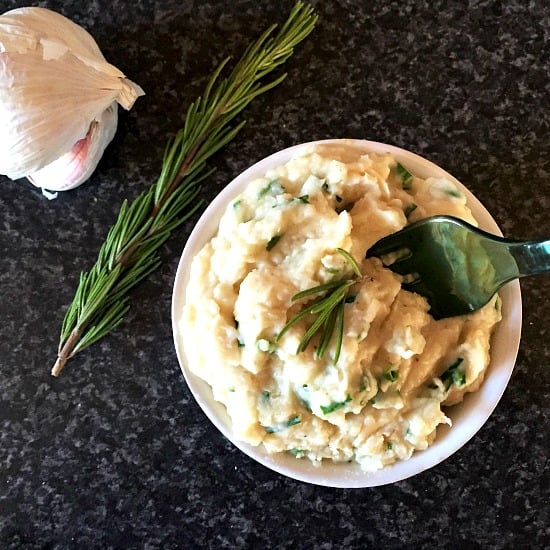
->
[320,394,351,414]
[441,357,466,390]
[264,415,301,433]
[298,194,310,203]
[261,390,271,399]
[233,199,242,209]
[396,162,413,190]
[404,203,417,218]
[344,293,357,303]
[445,188,462,198]
[236,337,245,348]
[266,234,283,251]
[384,366,399,382]
[386,441,393,450]
[258,179,285,199]
[228,387,236,392]
[290,448,305,458]
[286,415,301,427]
[321,182,330,192]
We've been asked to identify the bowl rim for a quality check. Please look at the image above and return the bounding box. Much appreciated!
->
[171,139,522,488]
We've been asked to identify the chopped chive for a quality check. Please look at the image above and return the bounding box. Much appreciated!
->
[258,179,285,198]
[290,448,305,458]
[266,234,283,251]
[298,194,310,203]
[257,183,271,199]
[264,415,301,434]
[396,162,413,190]
[453,369,466,386]
[445,188,462,198]
[384,366,399,382]
[320,394,351,414]
[286,415,301,427]
[404,203,417,218]
[441,357,466,390]
[233,199,242,209]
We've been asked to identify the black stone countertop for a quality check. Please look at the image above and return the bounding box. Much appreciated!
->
[1,1,548,548]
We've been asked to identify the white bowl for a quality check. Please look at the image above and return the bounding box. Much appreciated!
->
[171,139,522,488]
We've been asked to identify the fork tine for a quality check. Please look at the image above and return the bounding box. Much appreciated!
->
[366,234,407,258]
[383,256,419,276]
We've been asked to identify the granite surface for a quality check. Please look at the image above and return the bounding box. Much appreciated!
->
[0,0,549,548]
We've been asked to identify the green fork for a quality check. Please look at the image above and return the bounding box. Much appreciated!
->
[365,215,550,319]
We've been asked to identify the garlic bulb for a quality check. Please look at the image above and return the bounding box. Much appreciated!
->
[0,7,144,192]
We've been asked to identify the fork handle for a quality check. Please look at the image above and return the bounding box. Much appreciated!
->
[508,238,550,277]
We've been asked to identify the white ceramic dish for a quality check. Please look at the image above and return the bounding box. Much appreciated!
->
[171,139,522,488]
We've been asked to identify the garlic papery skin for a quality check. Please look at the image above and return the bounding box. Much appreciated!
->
[0,7,144,191]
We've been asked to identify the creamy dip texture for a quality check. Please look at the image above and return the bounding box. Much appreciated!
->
[179,143,501,471]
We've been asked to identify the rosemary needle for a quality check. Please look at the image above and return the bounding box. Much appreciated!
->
[51,2,318,376]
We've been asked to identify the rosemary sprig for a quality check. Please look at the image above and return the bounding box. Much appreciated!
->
[51,2,317,376]
[276,248,362,364]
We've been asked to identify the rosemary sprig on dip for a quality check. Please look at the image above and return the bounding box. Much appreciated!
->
[276,248,362,364]
[51,2,317,376]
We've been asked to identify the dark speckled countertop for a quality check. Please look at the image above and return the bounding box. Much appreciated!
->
[1,1,548,548]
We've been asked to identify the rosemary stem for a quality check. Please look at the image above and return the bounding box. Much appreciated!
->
[51,327,83,377]
[50,2,317,376]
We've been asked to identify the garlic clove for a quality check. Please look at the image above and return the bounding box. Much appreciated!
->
[0,7,144,190]
[27,104,118,192]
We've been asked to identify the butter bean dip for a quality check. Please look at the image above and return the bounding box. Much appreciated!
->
[179,142,501,471]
